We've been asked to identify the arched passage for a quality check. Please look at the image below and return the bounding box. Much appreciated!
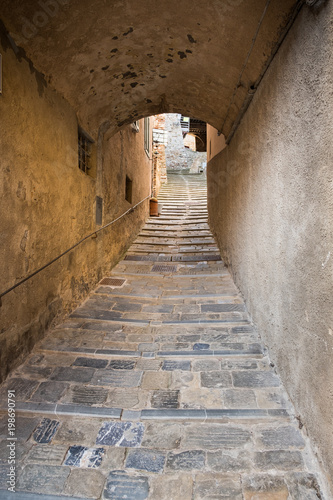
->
[1,0,298,138]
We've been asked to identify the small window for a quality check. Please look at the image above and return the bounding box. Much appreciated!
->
[125,175,133,204]
[144,117,150,156]
[78,127,94,174]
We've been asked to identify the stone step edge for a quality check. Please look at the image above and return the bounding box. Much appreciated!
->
[37,346,264,358]
[69,316,250,327]
[0,403,290,421]
[94,292,240,300]
[0,492,91,500]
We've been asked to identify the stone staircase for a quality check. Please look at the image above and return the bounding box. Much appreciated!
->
[0,173,326,499]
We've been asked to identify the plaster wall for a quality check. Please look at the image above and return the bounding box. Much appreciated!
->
[207,3,333,490]
[0,37,151,383]
[207,124,226,161]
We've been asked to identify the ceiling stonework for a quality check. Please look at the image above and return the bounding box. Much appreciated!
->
[0,0,299,138]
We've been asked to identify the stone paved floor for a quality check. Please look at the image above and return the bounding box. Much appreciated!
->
[0,174,327,499]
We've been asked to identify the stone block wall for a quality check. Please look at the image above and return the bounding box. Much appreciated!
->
[207,3,333,491]
[0,33,152,383]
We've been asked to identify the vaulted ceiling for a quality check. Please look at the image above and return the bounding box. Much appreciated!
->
[1,0,300,138]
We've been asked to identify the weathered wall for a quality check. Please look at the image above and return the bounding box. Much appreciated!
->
[152,115,168,197]
[207,3,333,491]
[165,114,189,172]
[207,124,226,161]
[0,34,151,383]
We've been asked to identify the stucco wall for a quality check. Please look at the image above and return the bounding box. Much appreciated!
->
[0,34,151,383]
[207,2,333,491]
[207,124,226,161]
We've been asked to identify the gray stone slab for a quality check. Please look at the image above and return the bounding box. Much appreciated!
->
[223,389,257,409]
[0,416,39,441]
[151,390,179,408]
[0,492,90,500]
[65,385,108,405]
[96,421,145,447]
[193,473,243,500]
[95,349,140,356]
[141,409,206,420]
[63,469,105,499]
[126,448,166,473]
[50,367,95,383]
[19,365,54,379]
[207,449,251,472]
[17,464,70,494]
[233,371,280,388]
[192,359,220,371]
[201,304,245,312]
[162,360,191,371]
[201,371,232,388]
[0,378,39,400]
[103,471,149,500]
[73,357,109,368]
[26,444,68,465]
[64,445,105,468]
[257,426,305,449]
[108,360,136,370]
[55,404,122,419]
[193,342,210,350]
[91,370,143,387]
[254,450,304,470]
[183,425,252,449]
[166,450,205,470]
[286,472,324,500]
[30,381,69,403]
[33,418,60,443]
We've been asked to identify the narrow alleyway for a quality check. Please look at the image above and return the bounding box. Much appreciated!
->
[0,174,325,499]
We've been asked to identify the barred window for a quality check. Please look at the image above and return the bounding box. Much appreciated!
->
[78,127,94,174]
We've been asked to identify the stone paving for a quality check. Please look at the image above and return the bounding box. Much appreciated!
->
[0,173,327,499]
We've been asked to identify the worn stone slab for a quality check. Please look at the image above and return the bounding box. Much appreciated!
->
[254,450,304,470]
[50,367,95,383]
[33,418,60,444]
[30,381,69,403]
[285,472,324,500]
[64,445,105,468]
[17,464,70,494]
[201,304,245,312]
[193,473,243,500]
[26,444,68,465]
[103,471,149,500]
[181,388,222,409]
[207,449,251,472]
[257,426,305,449]
[201,371,232,388]
[162,360,191,371]
[141,409,206,420]
[183,424,252,449]
[242,474,289,500]
[193,342,210,350]
[140,422,183,449]
[233,371,280,388]
[107,388,141,408]
[53,418,104,446]
[63,469,106,499]
[19,365,54,379]
[73,357,109,368]
[96,421,145,447]
[150,474,193,500]
[166,450,205,470]
[0,378,39,400]
[151,390,179,408]
[91,370,142,387]
[192,359,220,371]
[126,448,166,473]
[136,359,162,371]
[108,360,136,370]
[0,416,39,441]
[223,389,258,409]
[141,372,171,390]
[65,386,108,405]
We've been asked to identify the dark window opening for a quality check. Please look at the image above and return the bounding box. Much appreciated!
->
[125,176,133,203]
[78,127,94,174]
[144,117,150,156]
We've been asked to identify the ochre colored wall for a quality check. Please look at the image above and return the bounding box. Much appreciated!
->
[207,4,333,493]
[0,37,151,383]
[207,124,226,161]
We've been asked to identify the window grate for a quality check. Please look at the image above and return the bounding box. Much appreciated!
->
[78,128,94,174]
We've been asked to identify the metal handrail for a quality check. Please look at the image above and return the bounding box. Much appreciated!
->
[0,195,150,304]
